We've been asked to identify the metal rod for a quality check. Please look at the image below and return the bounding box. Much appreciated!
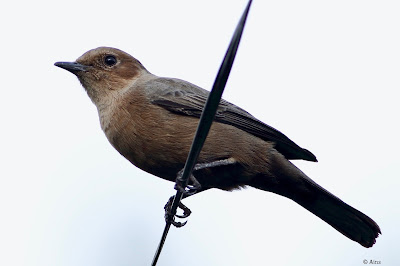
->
[151,1,252,265]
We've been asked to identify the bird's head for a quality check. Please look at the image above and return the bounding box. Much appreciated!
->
[55,47,148,104]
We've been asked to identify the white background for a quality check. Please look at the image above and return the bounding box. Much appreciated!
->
[1,0,398,265]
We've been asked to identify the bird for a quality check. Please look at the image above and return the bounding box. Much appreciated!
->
[55,46,381,248]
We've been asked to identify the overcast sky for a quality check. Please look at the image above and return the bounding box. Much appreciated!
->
[1,0,399,265]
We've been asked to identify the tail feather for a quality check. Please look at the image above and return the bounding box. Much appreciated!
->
[296,178,381,247]
[249,154,381,247]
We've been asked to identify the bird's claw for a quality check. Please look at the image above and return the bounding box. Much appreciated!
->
[174,170,202,196]
[171,220,187,228]
[175,202,192,219]
[164,196,192,227]
[174,182,200,196]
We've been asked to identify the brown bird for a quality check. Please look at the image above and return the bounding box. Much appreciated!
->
[55,47,381,248]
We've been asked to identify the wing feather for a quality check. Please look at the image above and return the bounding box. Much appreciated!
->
[147,78,317,162]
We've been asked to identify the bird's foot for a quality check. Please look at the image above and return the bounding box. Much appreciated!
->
[164,196,192,227]
[174,169,202,196]
[174,159,236,195]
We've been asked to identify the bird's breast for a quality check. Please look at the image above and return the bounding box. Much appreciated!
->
[97,96,193,179]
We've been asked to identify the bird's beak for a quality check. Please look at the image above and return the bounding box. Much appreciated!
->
[54,61,88,74]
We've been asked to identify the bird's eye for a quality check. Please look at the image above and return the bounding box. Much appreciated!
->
[104,55,117,66]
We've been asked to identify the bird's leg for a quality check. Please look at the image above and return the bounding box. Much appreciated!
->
[166,158,236,227]
[174,169,202,197]
[174,158,237,195]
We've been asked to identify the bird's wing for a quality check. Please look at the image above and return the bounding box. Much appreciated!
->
[147,77,317,162]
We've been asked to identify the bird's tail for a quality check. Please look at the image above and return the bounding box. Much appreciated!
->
[249,154,381,248]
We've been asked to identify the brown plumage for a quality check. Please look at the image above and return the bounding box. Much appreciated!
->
[55,46,381,248]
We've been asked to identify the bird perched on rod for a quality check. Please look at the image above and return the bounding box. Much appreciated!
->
[55,47,380,248]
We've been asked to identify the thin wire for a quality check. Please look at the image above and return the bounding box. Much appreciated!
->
[151,1,253,265]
